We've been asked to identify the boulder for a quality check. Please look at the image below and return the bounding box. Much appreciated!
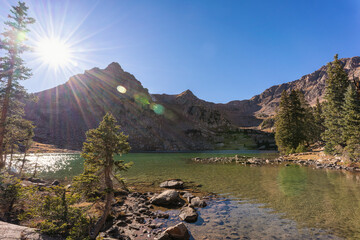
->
[27,177,46,183]
[179,206,198,223]
[190,196,207,208]
[155,232,172,240]
[0,221,58,240]
[162,222,190,240]
[150,190,184,207]
[159,179,184,189]
[51,180,60,186]
[182,192,194,201]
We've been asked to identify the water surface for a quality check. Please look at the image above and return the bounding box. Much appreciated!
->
[24,152,360,239]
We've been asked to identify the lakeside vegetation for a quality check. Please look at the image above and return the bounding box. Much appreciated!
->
[275,54,360,162]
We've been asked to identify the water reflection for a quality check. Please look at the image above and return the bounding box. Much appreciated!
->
[23,153,360,239]
[277,166,307,196]
[9,153,84,179]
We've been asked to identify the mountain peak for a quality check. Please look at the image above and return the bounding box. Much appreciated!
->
[178,89,195,98]
[105,62,124,72]
[176,89,200,105]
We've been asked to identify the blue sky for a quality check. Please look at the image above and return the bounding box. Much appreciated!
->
[1,0,360,103]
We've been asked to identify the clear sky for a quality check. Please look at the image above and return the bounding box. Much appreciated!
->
[1,0,360,103]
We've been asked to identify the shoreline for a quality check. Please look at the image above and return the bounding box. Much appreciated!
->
[192,152,360,173]
[7,178,211,240]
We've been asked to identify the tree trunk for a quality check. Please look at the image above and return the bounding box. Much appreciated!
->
[19,146,28,177]
[0,63,14,168]
[90,164,113,239]
[8,144,14,170]
[32,162,38,178]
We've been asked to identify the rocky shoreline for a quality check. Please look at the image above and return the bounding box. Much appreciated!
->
[192,154,360,172]
[3,178,209,240]
[99,179,209,240]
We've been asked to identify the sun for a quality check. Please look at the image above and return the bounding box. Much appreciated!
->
[36,37,74,69]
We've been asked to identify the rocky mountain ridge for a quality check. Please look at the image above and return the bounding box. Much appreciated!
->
[25,56,360,151]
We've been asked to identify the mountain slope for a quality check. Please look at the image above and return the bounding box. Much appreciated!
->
[25,63,233,151]
[239,56,360,118]
[25,56,360,150]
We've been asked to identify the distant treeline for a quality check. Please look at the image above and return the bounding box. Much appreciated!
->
[275,54,360,162]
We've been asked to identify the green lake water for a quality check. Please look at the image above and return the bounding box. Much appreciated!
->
[24,152,360,239]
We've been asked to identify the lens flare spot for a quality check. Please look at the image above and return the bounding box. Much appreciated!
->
[151,104,165,115]
[117,85,127,94]
[17,31,26,42]
[135,94,150,106]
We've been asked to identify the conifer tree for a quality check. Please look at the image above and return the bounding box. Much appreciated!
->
[0,2,35,167]
[342,85,360,160]
[275,91,293,153]
[313,98,325,142]
[76,113,131,239]
[288,90,307,147]
[322,54,349,153]
[275,90,316,154]
[297,90,317,144]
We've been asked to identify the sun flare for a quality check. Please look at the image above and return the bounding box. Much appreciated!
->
[36,38,74,68]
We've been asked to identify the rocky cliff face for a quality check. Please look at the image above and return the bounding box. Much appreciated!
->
[246,56,360,117]
[25,56,360,150]
[25,63,232,151]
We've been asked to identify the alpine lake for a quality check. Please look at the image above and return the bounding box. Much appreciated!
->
[23,151,360,239]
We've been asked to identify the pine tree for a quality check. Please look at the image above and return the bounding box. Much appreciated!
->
[322,54,349,153]
[4,116,34,171]
[0,2,35,168]
[275,91,293,153]
[75,113,131,239]
[342,85,360,160]
[275,90,315,154]
[313,98,325,142]
[288,90,307,148]
[296,90,317,144]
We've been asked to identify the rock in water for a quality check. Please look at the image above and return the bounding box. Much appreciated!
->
[190,196,207,207]
[156,222,190,240]
[179,206,198,223]
[159,179,184,189]
[150,190,184,207]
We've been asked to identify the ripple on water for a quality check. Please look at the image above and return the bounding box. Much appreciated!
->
[23,153,360,239]
[154,198,342,240]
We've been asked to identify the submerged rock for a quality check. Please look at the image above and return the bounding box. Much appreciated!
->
[159,179,184,189]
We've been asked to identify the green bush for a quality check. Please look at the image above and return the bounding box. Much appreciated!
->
[295,144,307,153]
[27,186,91,240]
[0,172,22,221]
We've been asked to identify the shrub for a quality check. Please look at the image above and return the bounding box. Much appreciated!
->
[295,144,307,153]
[0,172,22,221]
[26,186,91,240]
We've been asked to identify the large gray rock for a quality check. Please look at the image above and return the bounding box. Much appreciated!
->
[163,222,190,240]
[179,206,198,223]
[150,190,184,207]
[190,196,207,208]
[159,179,184,189]
[0,221,58,240]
